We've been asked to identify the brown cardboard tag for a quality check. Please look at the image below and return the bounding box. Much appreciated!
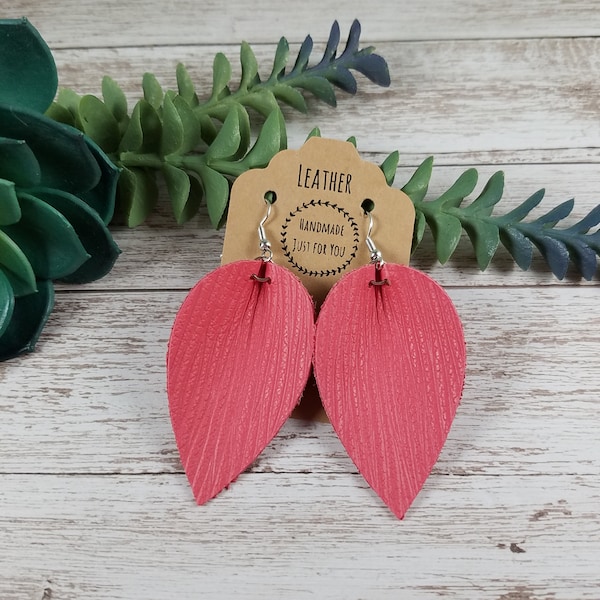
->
[222,137,415,305]
[222,137,415,421]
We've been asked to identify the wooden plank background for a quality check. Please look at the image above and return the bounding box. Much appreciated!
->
[1,1,599,599]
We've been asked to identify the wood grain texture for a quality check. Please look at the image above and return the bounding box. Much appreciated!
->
[314,264,466,518]
[42,37,600,159]
[5,1,600,47]
[50,164,600,293]
[1,287,598,478]
[0,473,599,599]
[1,2,599,598]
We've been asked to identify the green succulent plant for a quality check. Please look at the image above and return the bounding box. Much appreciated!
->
[47,20,391,228]
[0,18,120,361]
[2,18,593,365]
[51,17,599,281]
[401,157,600,279]
[304,129,600,280]
[379,155,600,280]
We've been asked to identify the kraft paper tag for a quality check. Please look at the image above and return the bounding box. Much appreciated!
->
[222,137,415,305]
[222,137,415,421]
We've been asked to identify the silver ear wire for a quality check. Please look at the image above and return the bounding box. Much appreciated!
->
[257,198,273,262]
[364,205,390,286]
[251,197,274,283]
[365,209,385,270]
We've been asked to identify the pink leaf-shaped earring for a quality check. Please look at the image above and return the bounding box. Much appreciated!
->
[313,203,466,519]
[167,197,315,505]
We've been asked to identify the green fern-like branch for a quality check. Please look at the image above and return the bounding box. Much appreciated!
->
[46,20,390,228]
[390,155,600,279]
[306,130,599,279]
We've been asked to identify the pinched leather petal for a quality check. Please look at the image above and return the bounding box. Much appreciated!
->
[314,263,466,519]
[167,260,314,505]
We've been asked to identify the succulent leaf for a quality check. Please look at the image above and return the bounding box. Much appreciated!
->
[0,106,102,195]
[172,95,202,154]
[51,88,84,128]
[495,189,545,226]
[268,38,290,82]
[211,53,232,100]
[428,212,463,264]
[142,73,164,110]
[3,193,90,280]
[239,42,259,90]
[119,101,145,153]
[139,101,162,154]
[0,137,42,188]
[0,270,14,338]
[0,18,58,113]
[401,157,433,204]
[118,167,158,228]
[271,84,308,113]
[462,219,500,270]
[197,164,229,229]
[499,227,534,270]
[76,137,120,225]
[293,76,337,106]
[316,21,339,67]
[161,94,185,156]
[291,35,313,74]
[79,94,121,153]
[238,109,284,170]
[462,171,504,216]
[176,64,198,106]
[237,89,279,118]
[0,279,54,361]
[163,164,192,225]
[0,229,37,297]
[205,108,243,162]
[102,76,129,124]
[0,178,21,225]
[30,187,121,283]
[44,101,77,127]
[434,169,479,209]
[379,151,399,186]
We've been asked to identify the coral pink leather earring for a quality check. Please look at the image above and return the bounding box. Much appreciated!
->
[167,199,314,505]
[313,206,466,519]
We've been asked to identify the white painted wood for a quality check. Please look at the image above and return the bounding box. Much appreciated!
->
[1,287,598,477]
[48,163,600,292]
[0,473,599,599]
[1,2,599,599]
[47,37,600,158]
[5,0,600,48]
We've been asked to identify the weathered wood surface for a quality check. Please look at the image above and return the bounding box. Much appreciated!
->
[11,1,600,47]
[1,1,599,599]
[47,38,600,159]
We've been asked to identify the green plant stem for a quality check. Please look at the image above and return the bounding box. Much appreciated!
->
[117,152,163,169]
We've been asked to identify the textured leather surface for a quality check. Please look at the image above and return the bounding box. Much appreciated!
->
[167,260,314,505]
[314,263,466,519]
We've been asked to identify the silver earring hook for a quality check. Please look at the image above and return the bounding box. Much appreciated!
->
[365,209,385,269]
[257,199,273,262]
[251,197,274,284]
[364,205,390,287]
